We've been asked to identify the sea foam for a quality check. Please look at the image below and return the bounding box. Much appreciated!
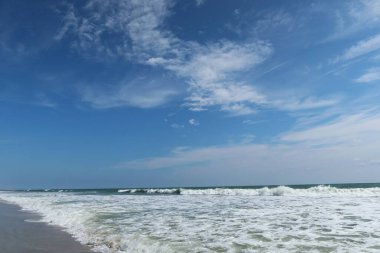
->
[1,185,380,252]
[117,185,380,197]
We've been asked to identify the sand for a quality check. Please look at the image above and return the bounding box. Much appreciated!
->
[0,201,95,253]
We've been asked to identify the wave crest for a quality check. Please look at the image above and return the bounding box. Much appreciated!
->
[116,185,380,197]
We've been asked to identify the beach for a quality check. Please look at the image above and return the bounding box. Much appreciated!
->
[0,201,93,253]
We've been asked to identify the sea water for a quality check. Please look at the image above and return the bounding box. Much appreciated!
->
[1,184,380,252]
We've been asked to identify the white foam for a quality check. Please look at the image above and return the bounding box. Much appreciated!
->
[1,187,380,253]
[180,185,380,196]
[117,185,380,197]
[117,188,179,194]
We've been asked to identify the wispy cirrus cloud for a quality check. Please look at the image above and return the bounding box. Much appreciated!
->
[323,0,380,42]
[348,0,380,27]
[226,8,295,39]
[195,0,206,7]
[146,40,273,115]
[118,110,380,184]
[173,41,272,114]
[56,0,335,116]
[281,110,380,145]
[56,0,177,60]
[170,123,184,129]
[252,10,294,35]
[0,84,58,108]
[57,0,275,115]
[145,38,336,115]
[335,33,380,63]
[118,141,380,184]
[355,67,380,83]
[81,77,179,109]
[188,118,199,126]
[326,1,380,86]
[272,96,340,111]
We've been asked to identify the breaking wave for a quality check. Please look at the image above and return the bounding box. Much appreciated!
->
[115,185,380,197]
[2,184,380,253]
[117,188,181,194]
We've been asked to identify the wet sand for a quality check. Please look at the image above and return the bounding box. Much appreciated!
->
[0,201,94,253]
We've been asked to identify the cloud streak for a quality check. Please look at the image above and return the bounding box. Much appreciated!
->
[81,77,178,109]
[356,67,380,83]
[188,118,199,126]
[335,33,380,62]
[57,0,277,114]
[118,111,380,184]
[281,110,380,145]
[323,0,380,42]
[57,0,335,116]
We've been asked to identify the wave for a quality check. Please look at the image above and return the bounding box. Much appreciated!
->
[116,185,380,197]
[2,185,380,252]
[117,188,181,194]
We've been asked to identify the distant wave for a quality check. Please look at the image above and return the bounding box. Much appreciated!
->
[13,184,380,197]
[116,185,380,197]
[117,188,181,194]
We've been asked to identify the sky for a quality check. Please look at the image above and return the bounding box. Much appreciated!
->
[1,0,380,189]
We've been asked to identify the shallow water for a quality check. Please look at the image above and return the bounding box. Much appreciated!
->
[1,185,380,253]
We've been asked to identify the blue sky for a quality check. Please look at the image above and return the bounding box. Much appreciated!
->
[1,0,380,189]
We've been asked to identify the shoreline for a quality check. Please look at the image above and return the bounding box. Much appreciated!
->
[0,201,94,253]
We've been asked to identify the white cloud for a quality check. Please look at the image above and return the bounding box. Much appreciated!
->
[33,93,58,108]
[171,146,190,153]
[273,96,340,111]
[188,118,199,126]
[281,111,380,145]
[118,111,380,184]
[195,0,206,6]
[56,0,176,60]
[356,68,380,83]
[0,89,57,108]
[54,4,78,41]
[118,141,380,185]
[58,1,276,114]
[240,134,255,144]
[175,41,271,83]
[335,33,380,62]
[220,103,257,116]
[242,119,266,125]
[152,40,273,115]
[179,41,271,113]
[253,10,294,34]
[349,0,380,26]
[324,0,380,42]
[56,1,185,109]
[185,82,268,115]
[59,1,337,115]
[81,78,178,109]
[170,123,184,129]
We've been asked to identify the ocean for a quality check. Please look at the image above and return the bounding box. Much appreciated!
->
[1,183,380,253]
